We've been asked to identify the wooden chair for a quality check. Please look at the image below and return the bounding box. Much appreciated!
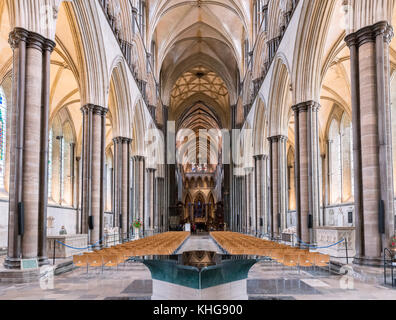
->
[102,254,121,271]
[87,254,103,273]
[314,254,331,273]
[282,254,299,273]
[73,255,88,273]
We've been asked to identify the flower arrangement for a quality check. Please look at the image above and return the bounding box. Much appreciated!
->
[133,219,143,229]
[391,235,396,249]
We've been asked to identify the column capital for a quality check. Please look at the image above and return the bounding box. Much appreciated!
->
[8,27,29,49]
[267,135,288,143]
[113,136,133,144]
[92,105,108,116]
[345,21,394,48]
[132,155,145,162]
[43,38,56,53]
[292,100,320,113]
[81,104,108,116]
[113,137,123,144]
[26,31,45,51]
[146,168,157,173]
[8,27,56,52]
[254,154,268,161]
[244,167,254,174]
[372,21,394,44]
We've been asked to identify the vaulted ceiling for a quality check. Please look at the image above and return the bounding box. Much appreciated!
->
[150,0,249,109]
[171,66,229,114]
[148,0,250,170]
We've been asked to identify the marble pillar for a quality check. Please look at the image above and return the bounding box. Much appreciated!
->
[155,176,165,232]
[81,105,107,247]
[121,138,131,235]
[245,167,255,234]
[292,101,321,246]
[113,137,131,236]
[132,156,145,231]
[345,21,395,266]
[268,136,288,239]
[255,155,268,236]
[113,137,122,230]
[5,28,55,269]
[145,168,156,232]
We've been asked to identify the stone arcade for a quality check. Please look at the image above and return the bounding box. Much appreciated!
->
[0,0,394,300]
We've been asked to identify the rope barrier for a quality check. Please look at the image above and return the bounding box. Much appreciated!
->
[293,235,345,249]
[55,238,104,251]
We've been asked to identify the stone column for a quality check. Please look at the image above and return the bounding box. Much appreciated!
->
[235,175,243,232]
[132,156,145,230]
[245,167,255,234]
[113,137,132,237]
[321,153,327,227]
[81,105,107,247]
[268,136,288,239]
[240,175,246,233]
[255,155,268,236]
[292,101,321,246]
[345,21,395,266]
[155,176,164,232]
[121,138,131,236]
[76,156,81,234]
[112,137,123,229]
[5,28,55,269]
[145,168,156,232]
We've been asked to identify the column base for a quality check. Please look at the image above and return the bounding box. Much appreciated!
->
[353,255,384,268]
[38,256,50,267]
[3,257,21,270]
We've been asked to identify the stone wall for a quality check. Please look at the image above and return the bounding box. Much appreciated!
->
[47,206,78,236]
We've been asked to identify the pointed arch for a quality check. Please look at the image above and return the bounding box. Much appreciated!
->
[268,56,292,137]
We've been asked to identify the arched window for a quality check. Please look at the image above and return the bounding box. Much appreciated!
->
[287,147,296,211]
[329,119,341,204]
[48,110,75,206]
[328,112,354,205]
[341,114,353,202]
[105,152,113,212]
[0,87,7,190]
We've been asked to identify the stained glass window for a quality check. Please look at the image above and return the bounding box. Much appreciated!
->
[0,87,7,189]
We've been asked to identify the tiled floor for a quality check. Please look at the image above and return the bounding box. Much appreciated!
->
[0,236,395,300]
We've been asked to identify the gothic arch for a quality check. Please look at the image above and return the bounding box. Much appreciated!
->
[268,57,292,137]
[292,0,338,103]
[131,99,148,156]
[108,57,132,139]
[253,98,269,156]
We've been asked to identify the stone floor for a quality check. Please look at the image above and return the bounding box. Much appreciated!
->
[247,261,396,300]
[0,236,394,300]
[175,235,223,254]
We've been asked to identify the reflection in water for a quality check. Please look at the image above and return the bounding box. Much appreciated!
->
[131,251,261,290]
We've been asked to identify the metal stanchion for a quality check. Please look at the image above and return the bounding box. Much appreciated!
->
[53,239,56,265]
[345,238,349,265]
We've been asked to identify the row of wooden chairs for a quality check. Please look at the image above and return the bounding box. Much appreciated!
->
[211,232,330,270]
[73,232,189,272]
